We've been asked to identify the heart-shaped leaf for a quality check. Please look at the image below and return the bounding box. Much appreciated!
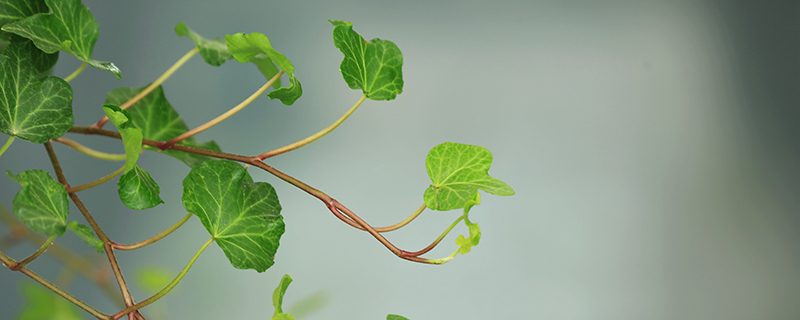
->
[424,142,514,211]
[175,22,232,67]
[182,160,284,272]
[6,169,68,237]
[330,20,403,101]
[105,85,221,167]
[2,0,120,78]
[66,221,103,253]
[270,274,295,320]
[103,105,163,210]
[0,41,73,144]
[225,32,302,105]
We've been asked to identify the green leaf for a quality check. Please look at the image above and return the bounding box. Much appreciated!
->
[330,20,403,101]
[118,165,164,210]
[16,282,83,320]
[0,0,47,42]
[423,142,514,211]
[134,266,173,295]
[270,274,295,320]
[225,32,303,105]
[175,21,232,66]
[455,193,481,255]
[387,315,410,320]
[2,0,121,78]
[0,41,73,144]
[103,105,164,210]
[6,169,68,237]
[29,43,58,74]
[105,85,222,167]
[66,221,103,253]
[182,160,284,272]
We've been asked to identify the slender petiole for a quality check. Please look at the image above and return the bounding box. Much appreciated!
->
[53,137,127,161]
[112,237,215,320]
[95,47,199,128]
[63,62,87,82]
[331,203,427,233]
[9,236,55,271]
[405,216,463,257]
[256,94,368,160]
[161,70,285,150]
[0,136,14,158]
[112,213,193,250]
[67,165,125,193]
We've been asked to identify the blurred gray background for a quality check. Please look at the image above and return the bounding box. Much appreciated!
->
[1,0,799,319]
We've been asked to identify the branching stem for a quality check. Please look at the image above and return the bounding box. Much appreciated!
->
[9,236,55,271]
[112,213,193,250]
[256,94,367,160]
[94,47,199,128]
[112,237,215,320]
[161,70,284,150]
[53,137,127,161]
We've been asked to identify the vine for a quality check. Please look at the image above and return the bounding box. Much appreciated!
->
[0,1,514,319]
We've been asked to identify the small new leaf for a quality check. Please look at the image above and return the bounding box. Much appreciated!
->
[424,142,514,211]
[6,169,68,237]
[456,193,481,255]
[330,20,403,101]
[66,221,103,253]
[225,32,303,105]
[175,22,232,66]
[103,105,164,210]
[2,0,120,78]
[16,282,83,320]
[105,85,222,167]
[270,274,295,320]
[0,42,73,144]
[182,160,284,272]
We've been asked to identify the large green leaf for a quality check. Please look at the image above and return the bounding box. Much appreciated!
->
[6,169,68,237]
[182,160,284,272]
[0,41,72,144]
[424,142,514,211]
[103,105,163,210]
[330,20,403,101]
[225,32,302,105]
[16,282,83,320]
[270,274,295,320]
[66,221,103,253]
[0,0,46,42]
[105,85,221,167]
[1,0,120,78]
[175,21,232,66]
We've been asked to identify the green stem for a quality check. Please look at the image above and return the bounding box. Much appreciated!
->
[67,165,125,193]
[112,213,193,250]
[9,236,55,271]
[63,62,87,82]
[161,70,284,150]
[113,237,215,319]
[406,215,463,257]
[256,94,367,160]
[0,135,13,158]
[0,250,112,319]
[95,47,199,129]
[53,137,127,161]
[425,249,459,265]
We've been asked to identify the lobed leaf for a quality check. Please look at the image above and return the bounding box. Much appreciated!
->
[330,20,403,101]
[225,32,302,105]
[0,0,47,41]
[2,0,120,78]
[6,169,68,237]
[103,105,164,210]
[182,160,285,272]
[16,282,83,320]
[175,21,232,66]
[0,41,73,144]
[270,274,295,320]
[66,221,103,253]
[105,85,222,167]
[424,142,514,211]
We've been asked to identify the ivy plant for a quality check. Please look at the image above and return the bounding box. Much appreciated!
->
[0,1,514,319]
